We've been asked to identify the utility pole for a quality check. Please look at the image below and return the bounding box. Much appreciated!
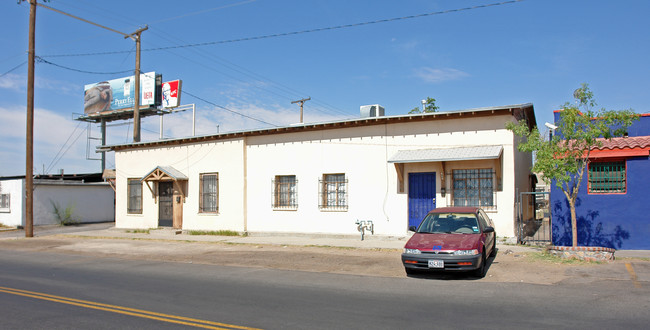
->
[291,97,310,123]
[25,0,37,238]
[36,3,147,144]
[128,26,148,143]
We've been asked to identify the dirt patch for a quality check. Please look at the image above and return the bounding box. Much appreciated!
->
[0,236,643,285]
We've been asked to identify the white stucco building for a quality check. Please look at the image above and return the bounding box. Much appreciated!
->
[104,104,536,239]
[0,173,115,227]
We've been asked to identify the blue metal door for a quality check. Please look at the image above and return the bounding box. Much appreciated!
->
[408,172,436,229]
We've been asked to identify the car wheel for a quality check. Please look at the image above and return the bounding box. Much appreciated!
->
[473,252,486,278]
[405,268,418,276]
[489,237,497,258]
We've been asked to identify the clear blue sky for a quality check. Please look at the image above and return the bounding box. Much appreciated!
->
[1,0,649,176]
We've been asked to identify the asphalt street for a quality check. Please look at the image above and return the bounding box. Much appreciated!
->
[1,248,649,329]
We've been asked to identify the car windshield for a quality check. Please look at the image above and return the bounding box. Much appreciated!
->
[417,213,480,234]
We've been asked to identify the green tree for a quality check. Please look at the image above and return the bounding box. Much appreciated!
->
[506,83,638,247]
[408,97,439,114]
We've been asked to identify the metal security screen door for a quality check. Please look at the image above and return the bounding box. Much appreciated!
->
[158,182,173,227]
[408,172,436,229]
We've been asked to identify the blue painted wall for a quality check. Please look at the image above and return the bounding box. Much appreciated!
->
[551,113,650,249]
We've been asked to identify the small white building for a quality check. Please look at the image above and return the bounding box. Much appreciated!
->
[0,173,115,227]
[104,104,536,239]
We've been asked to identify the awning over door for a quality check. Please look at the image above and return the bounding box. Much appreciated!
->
[141,166,188,182]
[388,145,503,192]
[388,145,503,164]
[140,166,188,202]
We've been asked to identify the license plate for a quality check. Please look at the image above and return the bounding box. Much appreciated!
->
[428,259,444,268]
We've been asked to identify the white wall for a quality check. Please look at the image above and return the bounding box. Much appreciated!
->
[0,179,114,227]
[113,113,531,238]
[0,179,24,227]
[114,139,245,230]
[33,182,115,225]
[245,114,523,237]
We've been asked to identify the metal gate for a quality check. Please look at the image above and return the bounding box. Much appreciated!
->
[516,190,551,245]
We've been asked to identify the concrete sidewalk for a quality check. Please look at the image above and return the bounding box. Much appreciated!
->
[3,223,649,258]
[2,223,542,253]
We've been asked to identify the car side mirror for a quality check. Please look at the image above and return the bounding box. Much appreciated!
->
[483,226,494,233]
[409,226,417,232]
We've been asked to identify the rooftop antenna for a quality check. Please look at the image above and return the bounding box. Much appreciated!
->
[291,97,311,123]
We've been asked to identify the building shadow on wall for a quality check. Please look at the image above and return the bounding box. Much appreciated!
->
[551,198,629,249]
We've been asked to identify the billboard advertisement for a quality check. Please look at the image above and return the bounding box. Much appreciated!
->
[83,72,157,114]
[162,79,182,108]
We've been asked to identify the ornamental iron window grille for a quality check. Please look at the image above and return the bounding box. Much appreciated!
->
[127,179,143,214]
[272,175,298,209]
[588,161,626,193]
[451,169,496,209]
[319,174,348,210]
[199,173,219,213]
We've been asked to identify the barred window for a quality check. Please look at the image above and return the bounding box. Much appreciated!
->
[200,173,219,213]
[0,194,10,210]
[127,179,142,214]
[273,175,298,209]
[589,161,626,193]
[319,174,348,210]
[452,169,495,208]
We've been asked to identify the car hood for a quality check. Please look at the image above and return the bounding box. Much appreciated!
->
[404,233,482,251]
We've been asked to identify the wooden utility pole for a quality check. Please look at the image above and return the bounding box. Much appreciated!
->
[291,97,310,123]
[25,0,37,238]
[128,26,148,142]
[35,3,147,143]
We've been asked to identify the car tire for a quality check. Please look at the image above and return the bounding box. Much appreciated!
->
[405,268,418,276]
[473,252,486,278]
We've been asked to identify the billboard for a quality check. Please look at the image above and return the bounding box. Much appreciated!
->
[83,72,158,114]
[161,80,182,108]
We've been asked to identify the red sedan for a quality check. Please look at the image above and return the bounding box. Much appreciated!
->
[401,207,497,277]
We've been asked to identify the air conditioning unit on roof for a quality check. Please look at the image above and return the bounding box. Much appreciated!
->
[360,104,385,118]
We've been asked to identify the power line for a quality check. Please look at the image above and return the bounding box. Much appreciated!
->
[39,0,524,58]
[35,56,132,75]
[183,90,279,127]
[45,121,86,174]
[0,61,27,78]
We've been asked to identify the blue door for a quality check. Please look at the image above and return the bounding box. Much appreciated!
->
[408,172,436,229]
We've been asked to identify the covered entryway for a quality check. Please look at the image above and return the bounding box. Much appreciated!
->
[389,145,505,230]
[141,166,188,229]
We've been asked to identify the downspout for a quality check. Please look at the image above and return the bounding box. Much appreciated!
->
[243,136,248,232]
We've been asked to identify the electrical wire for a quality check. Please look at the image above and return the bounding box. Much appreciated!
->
[0,61,27,78]
[39,0,524,58]
[183,90,279,127]
[45,121,87,174]
[35,56,132,75]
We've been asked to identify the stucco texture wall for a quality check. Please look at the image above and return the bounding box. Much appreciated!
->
[551,156,650,250]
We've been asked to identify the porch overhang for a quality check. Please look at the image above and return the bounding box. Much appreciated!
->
[388,145,503,192]
[140,166,188,202]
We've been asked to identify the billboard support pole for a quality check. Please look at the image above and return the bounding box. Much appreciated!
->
[128,26,148,143]
[101,119,106,172]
